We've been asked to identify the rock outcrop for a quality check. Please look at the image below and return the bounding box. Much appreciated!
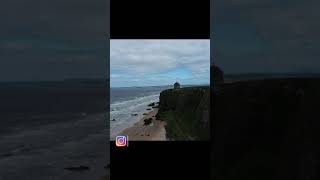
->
[148,103,155,107]
[143,118,153,126]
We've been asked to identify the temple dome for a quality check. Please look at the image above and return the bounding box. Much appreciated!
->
[212,64,224,86]
[174,81,180,89]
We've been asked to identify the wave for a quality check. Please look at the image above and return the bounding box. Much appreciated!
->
[110,93,160,138]
[111,94,159,107]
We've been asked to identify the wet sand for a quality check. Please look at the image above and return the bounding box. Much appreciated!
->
[120,108,167,141]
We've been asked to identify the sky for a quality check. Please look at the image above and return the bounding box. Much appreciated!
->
[0,0,109,81]
[211,0,320,74]
[110,40,210,87]
[2,0,319,81]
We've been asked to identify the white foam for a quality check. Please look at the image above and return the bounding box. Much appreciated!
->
[110,93,160,139]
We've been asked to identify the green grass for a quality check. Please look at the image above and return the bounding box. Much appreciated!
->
[160,110,208,140]
[161,111,190,140]
[158,86,210,140]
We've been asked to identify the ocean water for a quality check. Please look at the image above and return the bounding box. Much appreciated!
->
[110,86,171,139]
[0,81,109,180]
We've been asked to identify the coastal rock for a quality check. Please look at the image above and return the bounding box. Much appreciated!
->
[155,114,163,121]
[144,118,153,126]
[64,165,90,172]
[148,102,155,107]
[131,113,138,116]
[143,113,148,115]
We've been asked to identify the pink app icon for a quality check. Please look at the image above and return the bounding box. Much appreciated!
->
[116,136,128,147]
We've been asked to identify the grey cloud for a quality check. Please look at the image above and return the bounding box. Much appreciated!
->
[211,0,320,73]
[0,0,109,81]
[0,0,108,41]
[111,40,210,75]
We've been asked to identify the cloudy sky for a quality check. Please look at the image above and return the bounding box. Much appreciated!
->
[211,0,320,74]
[0,0,108,81]
[110,40,210,87]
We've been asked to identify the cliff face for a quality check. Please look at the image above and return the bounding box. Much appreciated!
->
[156,86,210,140]
[213,78,320,180]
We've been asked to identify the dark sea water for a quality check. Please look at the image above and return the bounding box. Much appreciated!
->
[0,81,109,180]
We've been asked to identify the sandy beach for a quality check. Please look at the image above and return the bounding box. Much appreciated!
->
[120,108,167,141]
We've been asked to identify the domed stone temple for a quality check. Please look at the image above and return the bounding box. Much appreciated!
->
[174,81,180,89]
[212,64,224,90]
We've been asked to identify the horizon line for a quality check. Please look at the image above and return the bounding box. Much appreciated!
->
[111,83,210,88]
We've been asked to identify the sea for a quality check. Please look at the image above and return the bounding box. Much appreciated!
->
[110,85,171,139]
[0,81,109,180]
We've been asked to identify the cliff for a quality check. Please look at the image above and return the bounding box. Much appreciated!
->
[213,77,320,180]
[156,86,210,140]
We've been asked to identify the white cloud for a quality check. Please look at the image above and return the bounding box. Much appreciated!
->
[110,40,210,75]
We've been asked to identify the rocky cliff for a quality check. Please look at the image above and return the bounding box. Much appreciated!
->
[213,77,320,180]
[156,86,210,140]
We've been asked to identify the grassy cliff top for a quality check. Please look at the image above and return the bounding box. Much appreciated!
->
[157,86,210,140]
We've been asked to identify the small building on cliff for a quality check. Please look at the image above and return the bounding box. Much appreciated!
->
[212,64,224,91]
[174,82,180,89]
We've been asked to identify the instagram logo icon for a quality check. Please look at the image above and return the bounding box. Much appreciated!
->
[116,136,128,147]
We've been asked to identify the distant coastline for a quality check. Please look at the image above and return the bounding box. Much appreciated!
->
[224,73,320,83]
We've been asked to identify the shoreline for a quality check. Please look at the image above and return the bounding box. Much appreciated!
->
[119,108,167,141]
